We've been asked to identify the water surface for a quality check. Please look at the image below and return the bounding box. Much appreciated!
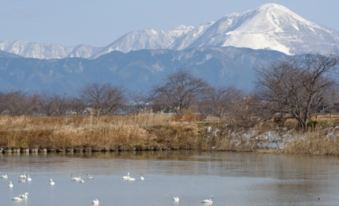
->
[1,152,339,206]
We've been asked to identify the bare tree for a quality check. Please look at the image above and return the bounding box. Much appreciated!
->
[39,95,69,116]
[199,88,262,127]
[0,92,41,115]
[0,92,25,115]
[126,91,151,114]
[80,83,125,115]
[151,71,210,113]
[67,97,86,115]
[257,55,337,131]
[199,87,244,118]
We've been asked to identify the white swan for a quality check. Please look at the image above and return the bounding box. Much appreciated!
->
[173,196,180,204]
[19,174,27,179]
[201,198,213,205]
[122,172,135,181]
[92,198,100,206]
[12,192,29,202]
[140,176,145,181]
[19,192,29,200]
[18,173,30,183]
[49,178,55,186]
[1,174,8,179]
[72,176,85,183]
[27,175,32,182]
[8,181,14,188]
[122,172,131,180]
[12,196,24,202]
[72,176,82,182]
[127,176,136,181]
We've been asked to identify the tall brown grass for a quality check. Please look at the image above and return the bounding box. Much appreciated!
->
[0,113,169,148]
[0,113,338,155]
[283,131,339,156]
[0,113,211,150]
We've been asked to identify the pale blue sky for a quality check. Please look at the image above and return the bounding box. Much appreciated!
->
[1,0,338,46]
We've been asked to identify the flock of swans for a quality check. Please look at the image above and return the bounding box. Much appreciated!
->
[0,172,214,206]
[1,173,32,202]
[120,172,213,206]
[172,196,214,205]
[0,172,99,205]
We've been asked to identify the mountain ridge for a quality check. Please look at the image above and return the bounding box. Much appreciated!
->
[0,47,287,94]
[1,3,339,59]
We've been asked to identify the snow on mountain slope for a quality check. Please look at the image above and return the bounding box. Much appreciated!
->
[94,25,206,57]
[197,3,339,55]
[170,23,213,50]
[93,29,173,57]
[168,25,195,38]
[1,3,339,58]
[0,41,99,59]
[94,23,213,56]
[190,3,339,54]
[193,3,339,55]
[0,40,72,59]
[68,45,101,58]
[96,3,339,56]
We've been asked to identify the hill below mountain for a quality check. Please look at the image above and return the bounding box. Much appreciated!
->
[0,47,286,95]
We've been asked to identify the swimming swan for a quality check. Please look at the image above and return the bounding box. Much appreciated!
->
[8,181,14,188]
[173,196,180,204]
[122,172,135,181]
[201,198,213,205]
[1,174,8,179]
[92,198,100,206]
[122,172,131,180]
[49,178,55,186]
[12,192,29,202]
[27,175,32,182]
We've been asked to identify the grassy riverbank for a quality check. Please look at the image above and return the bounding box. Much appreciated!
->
[283,131,339,155]
[281,115,339,155]
[0,113,214,151]
[0,113,338,155]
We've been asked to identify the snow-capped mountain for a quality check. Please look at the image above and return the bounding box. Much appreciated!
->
[190,3,339,55]
[97,3,339,56]
[0,41,71,59]
[0,41,99,59]
[94,23,213,57]
[68,45,101,58]
[93,29,173,58]
[1,3,339,59]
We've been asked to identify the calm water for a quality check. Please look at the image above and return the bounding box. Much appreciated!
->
[1,151,339,206]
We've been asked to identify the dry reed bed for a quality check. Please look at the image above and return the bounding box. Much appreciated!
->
[0,114,338,155]
[283,131,339,156]
[0,114,212,151]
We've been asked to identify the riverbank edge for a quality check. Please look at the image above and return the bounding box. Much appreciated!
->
[0,115,338,156]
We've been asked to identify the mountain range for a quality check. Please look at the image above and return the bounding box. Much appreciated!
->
[0,3,338,95]
[1,3,339,59]
[0,47,286,95]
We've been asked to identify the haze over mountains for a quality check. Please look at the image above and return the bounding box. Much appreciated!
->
[0,47,286,94]
[1,3,339,59]
[0,3,338,95]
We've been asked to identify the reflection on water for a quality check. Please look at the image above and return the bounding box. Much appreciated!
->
[0,152,339,206]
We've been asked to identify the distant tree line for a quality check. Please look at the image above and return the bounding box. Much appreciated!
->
[0,54,338,131]
[0,84,126,116]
